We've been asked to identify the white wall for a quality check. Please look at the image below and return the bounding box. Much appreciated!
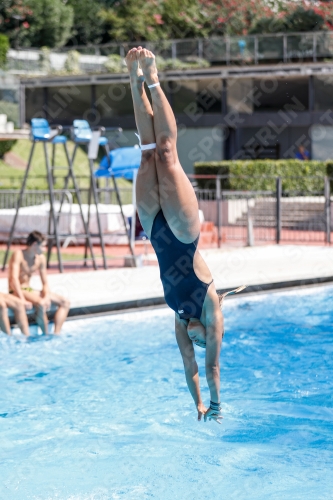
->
[176,126,224,174]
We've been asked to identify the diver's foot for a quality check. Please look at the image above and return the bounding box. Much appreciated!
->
[126,47,144,82]
[139,49,159,86]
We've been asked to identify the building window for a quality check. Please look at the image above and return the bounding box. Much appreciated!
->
[95,83,133,119]
[227,78,253,113]
[227,77,309,113]
[313,76,333,111]
[171,79,222,116]
[46,85,92,124]
[25,87,45,123]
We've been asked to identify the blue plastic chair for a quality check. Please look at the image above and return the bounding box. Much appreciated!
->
[72,119,108,147]
[31,118,67,143]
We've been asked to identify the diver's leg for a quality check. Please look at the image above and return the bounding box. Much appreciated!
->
[139,49,200,243]
[126,48,160,238]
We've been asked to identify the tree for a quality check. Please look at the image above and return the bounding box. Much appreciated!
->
[66,0,105,46]
[0,0,33,47]
[249,16,285,35]
[161,0,211,40]
[100,0,165,42]
[199,0,275,36]
[101,0,213,42]
[24,0,74,48]
[284,6,326,32]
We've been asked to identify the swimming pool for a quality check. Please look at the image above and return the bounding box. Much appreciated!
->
[1,285,332,500]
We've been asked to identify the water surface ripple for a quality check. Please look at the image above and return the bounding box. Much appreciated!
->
[0,286,332,499]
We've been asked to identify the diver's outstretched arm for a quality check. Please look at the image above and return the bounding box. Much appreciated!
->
[175,315,208,421]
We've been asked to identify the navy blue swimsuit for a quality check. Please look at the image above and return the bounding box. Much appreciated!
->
[150,210,213,320]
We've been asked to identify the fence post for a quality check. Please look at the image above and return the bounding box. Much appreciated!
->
[313,33,317,63]
[283,35,287,63]
[276,177,281,244]
[216,176,222,248]
[226,37,230,65]
[325,176,331,244]
[254,36,258,65]
[172,41,177,60]
[246,198,254,247]
[198,39,203,59]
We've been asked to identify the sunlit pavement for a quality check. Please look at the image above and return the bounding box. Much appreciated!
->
[1,245,333,312]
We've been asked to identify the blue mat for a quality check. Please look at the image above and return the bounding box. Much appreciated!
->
[96,147,141,180]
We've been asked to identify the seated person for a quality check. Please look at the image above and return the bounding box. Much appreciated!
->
[295,145,310,160]
[0,292,31,336]
[8,231,70,334]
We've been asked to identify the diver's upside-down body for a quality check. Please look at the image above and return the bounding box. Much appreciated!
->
[126,46,245,424]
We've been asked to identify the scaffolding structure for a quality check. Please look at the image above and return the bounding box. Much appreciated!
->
[2,119,136,272]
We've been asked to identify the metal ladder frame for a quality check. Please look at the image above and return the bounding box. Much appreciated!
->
[2,124,97,273]
[71,126,136,269]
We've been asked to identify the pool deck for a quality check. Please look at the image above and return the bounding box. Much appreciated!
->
[1,244,333,318]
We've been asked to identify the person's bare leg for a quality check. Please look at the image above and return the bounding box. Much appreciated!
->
[139,49,200,243]
[22,290,49,334]
[0,297,11,335]
[126,47,160,237]
[2,294,30,336]
[35,304,49,334]
[48,292,70,334]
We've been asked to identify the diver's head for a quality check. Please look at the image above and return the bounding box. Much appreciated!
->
[187,318,207,348]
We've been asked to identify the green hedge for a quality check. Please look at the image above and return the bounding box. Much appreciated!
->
[0,140,16,159]
[194,160,333,192]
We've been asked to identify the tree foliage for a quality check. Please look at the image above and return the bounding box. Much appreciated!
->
[23,0,74,48]
[0,0,33,47]
[100,0,164,42]
[0,34,9,67]
[0,0,74,48]
[1,0,333,48]
[284,6,326,32]
[66,0,105,46]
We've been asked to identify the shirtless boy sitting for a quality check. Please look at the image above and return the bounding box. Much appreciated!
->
[8,230,70,334]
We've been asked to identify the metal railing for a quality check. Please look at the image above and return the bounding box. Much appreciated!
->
[0,177,331,247]
[195,176,332,246]
[6,31,333,76]
[0,187,132,209]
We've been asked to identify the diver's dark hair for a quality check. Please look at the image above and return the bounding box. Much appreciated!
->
[26,230,45,246]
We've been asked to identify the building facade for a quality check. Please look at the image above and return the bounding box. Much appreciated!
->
[19,61,333,172]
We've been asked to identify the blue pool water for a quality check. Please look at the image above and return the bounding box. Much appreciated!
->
[0,286,333,500]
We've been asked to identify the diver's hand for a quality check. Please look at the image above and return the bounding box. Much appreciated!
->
[204,406,223,424]
[197,402,208,421]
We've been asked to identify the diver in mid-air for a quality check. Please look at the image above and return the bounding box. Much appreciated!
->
[126,47,244,423]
